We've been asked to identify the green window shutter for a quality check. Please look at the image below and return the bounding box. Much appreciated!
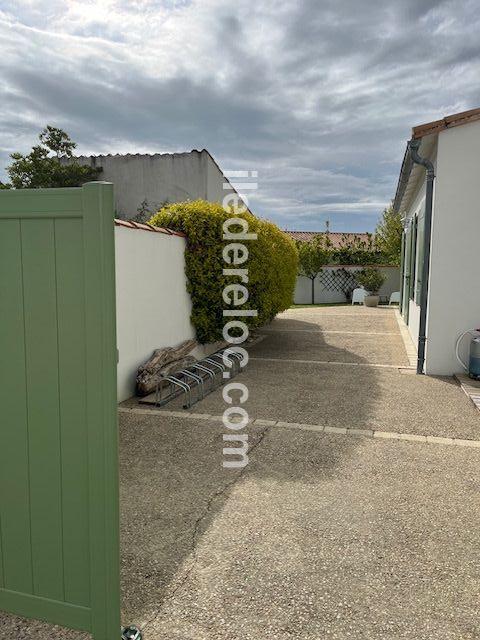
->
[408,218,417,300]
[402,224,412,321]
[415,206,425,301]
[399,231,405,310]
[404,224,412,281]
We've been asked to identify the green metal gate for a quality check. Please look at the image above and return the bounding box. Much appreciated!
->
[0,182,120,639]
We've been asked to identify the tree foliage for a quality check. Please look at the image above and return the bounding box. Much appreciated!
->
[297,234,332,279]
[150,200,298,343]
[2,126,101,189]
[297,235,332,304]
[356,267,386,295]
[375,205,403,265]
[332,233,382,265]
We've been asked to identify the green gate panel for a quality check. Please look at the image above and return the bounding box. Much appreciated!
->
[0,183,120,639]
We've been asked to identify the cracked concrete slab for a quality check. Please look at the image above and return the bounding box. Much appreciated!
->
[9,411,477,640]
[3,305,480,640]
[127,414,480,640]
[118,413,268,626]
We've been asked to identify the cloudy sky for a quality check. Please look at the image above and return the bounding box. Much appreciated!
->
[1,1,479,231]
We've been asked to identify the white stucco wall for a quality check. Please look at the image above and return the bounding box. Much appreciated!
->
[293,266,400,305]
[424,120,480,374]
[407,299,421,346]
[115,226,195,401]
[71,150,243,219]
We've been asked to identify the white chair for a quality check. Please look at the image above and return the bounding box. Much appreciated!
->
[389,291,400,305]
[352,287,366,305]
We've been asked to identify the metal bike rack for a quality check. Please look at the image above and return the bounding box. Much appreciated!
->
[179,369,205,402]
[219,349,243,375]
[191,362,216,391]
[203,357,226,387]
[156,374,192,408]
[152,347,248,409]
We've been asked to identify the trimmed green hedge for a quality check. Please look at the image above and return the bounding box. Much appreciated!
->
[149,200,298,344]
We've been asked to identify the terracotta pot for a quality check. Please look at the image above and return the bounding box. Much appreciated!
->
[364,295,380,307]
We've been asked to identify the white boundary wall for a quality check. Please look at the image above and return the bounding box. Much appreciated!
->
[293,266,400,305]
[115,225,195,401]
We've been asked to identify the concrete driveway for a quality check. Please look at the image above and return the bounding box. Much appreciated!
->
[2,306,480,640]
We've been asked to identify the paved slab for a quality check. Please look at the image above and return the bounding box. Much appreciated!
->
[137,416,480,640]
[174,306,475,439]
[131,357,480,440]
[254,328,409,366]
[118,414,267,626]
[7,412,478,640]
[267,307,398,334]
[3,305,480,639]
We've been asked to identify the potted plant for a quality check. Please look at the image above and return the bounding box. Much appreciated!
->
[355,267,386,307]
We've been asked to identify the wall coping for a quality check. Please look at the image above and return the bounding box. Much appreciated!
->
[114,218,186,237]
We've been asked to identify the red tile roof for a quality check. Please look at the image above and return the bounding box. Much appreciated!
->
[411,107,480,140]
[285,230,372,248]
[114,218,186,237]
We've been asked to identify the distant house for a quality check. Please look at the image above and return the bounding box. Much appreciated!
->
[68,149,246,219]
[285,230,399,304]
[287,230,371,248]
[393,107,480,375]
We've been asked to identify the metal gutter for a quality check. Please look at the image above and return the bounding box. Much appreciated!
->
[392,145,414,214]
[407,138,435,375]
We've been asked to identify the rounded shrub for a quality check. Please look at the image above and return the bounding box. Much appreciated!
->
[356,267,386,295]
[149,200,298,344]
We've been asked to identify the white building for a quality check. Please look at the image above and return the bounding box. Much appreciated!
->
[71,149,245,219]
[394,107,480,375]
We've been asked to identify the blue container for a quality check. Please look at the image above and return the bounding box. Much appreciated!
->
[468,336,480,380]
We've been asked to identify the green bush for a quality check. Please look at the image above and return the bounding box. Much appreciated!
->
[149,200,298,343]
[356,267,386,295]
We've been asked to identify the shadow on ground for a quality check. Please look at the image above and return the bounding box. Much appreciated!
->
[113,309,480,636]
[118,320,378,628]
[2,307,480,640]
[0,314,377,640]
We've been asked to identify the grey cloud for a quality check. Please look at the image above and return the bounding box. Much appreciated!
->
[1,0,479,230]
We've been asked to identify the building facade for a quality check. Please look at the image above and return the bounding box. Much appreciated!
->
[70,149,244,219]
[394,107,480,375]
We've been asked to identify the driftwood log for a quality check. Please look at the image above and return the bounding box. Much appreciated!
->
[136,339,197,396]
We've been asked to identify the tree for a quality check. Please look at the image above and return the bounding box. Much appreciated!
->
[2,126,102,189]
[39,125,77,158]
[332,233,384,265]
[297,235,332,304]
[375,205,403,265]
[356,267,386,295]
